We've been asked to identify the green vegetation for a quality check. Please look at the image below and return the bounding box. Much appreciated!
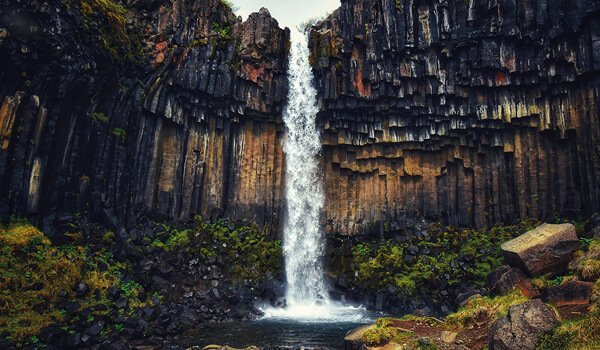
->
[67,0,144,62]
[446,289,529,329]
[88,112,108,124]
[331,218,540,297]
[362,320,416,346]
[151,217,283,285]
[0,221,150,343]
[112,127,126,142]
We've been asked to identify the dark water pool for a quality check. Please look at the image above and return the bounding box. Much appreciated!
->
[175,308,386,349]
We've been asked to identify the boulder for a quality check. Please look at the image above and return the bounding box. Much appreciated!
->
[543,281,595,306]
[489,299,558,350]
[343,324,375,350]
[500,223,580,277]
[486,265,539,297]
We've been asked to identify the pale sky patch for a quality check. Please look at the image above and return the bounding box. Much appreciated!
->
[229,0,341,29]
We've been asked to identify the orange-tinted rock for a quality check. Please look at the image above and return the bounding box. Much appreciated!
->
[543,281,595,307]
[0,0,289,230]
[486,265,539,298]
[311,0,600,235]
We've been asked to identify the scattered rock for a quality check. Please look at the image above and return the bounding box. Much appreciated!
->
[74,281,89,297]
[486,265,539,297]
[440,331,458,343]
[543,281,595,307]
[500,223,580,277]
[418,337,433,346]
[84,322,104,336]
[488,299,558,350]
[115,297,129,309]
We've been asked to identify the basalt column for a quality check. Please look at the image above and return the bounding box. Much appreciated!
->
[0,1,290,232]
[310,0,600,235]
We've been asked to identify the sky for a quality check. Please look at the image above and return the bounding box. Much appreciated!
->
[230,0,341,29]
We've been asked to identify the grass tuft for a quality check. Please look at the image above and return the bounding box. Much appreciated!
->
[446,290,529,329]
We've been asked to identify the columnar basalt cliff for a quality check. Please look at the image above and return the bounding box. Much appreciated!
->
[0,0,289,231]
[2,0,600,238]
[310,0,600,235]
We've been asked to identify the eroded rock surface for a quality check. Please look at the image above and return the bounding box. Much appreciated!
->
[0,0,289,231]
[311,0,600,235]
[500,223,579,276]
[488,299,557,350]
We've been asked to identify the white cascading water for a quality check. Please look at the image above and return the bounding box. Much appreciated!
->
[262,30,366,322]
[281,28,327,309]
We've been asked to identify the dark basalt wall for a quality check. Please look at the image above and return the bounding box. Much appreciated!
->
[2,0,600,237]
[310,0,600,235]
[0,0,289,232]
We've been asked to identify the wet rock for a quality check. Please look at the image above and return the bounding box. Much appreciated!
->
[343,324,374,350]
[107,287,121,300]
[489,299,558,350]
[500,223,580,277]
[140,258,154,271]
[64,302,81,314]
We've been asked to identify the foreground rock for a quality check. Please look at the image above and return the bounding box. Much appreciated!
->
[486,265,538,297]
[343,324,375,350]
[488,299,558,350]
[500,223,580,277]
[543,281,595,307]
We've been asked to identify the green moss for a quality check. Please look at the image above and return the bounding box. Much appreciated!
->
[445,290,529,329]
[0,221,151,343]
[112,127,126,142]
[88,112,108,124]
[0,222,50,248]
[535,304,600,350]
[362,321,416,347]
[68,0,144,63]
[335,218,541,297]
[165,229,190,248]
[362,327,398,346]
[151,217,282,286]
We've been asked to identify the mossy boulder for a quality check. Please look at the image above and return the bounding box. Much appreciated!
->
[488,299,557,350]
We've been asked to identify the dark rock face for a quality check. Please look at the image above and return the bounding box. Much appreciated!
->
[311,0,600,234]
[488,299,557,350]
[0,0,289,231]
[2,0,600,237]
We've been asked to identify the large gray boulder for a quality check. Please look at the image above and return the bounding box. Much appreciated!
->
[489,299,558,350]
[500,223,580,277]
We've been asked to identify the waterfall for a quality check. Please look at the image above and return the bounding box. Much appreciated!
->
[281,29,327,309]
[261,29,367,322]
